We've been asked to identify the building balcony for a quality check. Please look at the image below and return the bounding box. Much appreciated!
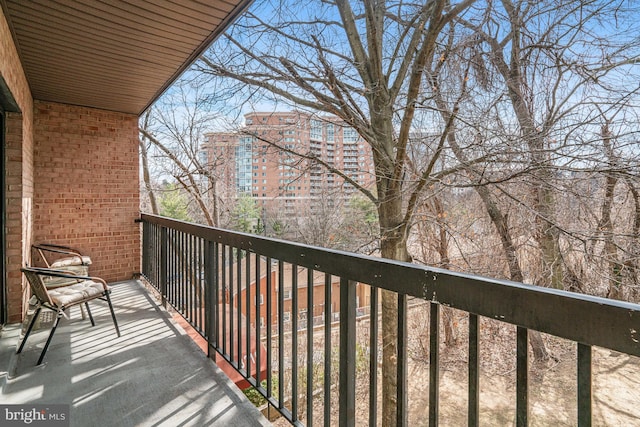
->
[1,214,639,426]
[1,2,639,426]
[134,214,640,426]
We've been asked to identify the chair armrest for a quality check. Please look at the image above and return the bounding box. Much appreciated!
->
[22,267,108,290]
[32,243,83,257]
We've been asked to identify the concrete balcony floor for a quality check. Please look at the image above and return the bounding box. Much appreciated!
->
[0,280,270,427]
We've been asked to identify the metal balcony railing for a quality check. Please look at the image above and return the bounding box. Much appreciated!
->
[139,213,640,427]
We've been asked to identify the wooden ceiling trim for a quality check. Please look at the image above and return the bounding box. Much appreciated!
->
[18,31,185,67]
[9,3,208,48]
[146,0,235,22]
[2,0,253,115]
[55,1,217,40]
[13,26,189,67]
[104,1,231,32]
[10,13,197,56]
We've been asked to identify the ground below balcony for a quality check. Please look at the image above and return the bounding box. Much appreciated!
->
[0,280,271,427]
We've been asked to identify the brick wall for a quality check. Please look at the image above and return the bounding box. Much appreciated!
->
[2,7,35,323]
[33,101,140,283]
[3,7,141,323]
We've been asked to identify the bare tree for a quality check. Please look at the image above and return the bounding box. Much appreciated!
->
[140,110,159,215]
[198,1,475,423]
[140,77,227,226]
[460,0,640,290]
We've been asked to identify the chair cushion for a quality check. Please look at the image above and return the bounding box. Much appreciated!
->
[43,265,91,289]
[51,256,92,267]
[48,280,106,307]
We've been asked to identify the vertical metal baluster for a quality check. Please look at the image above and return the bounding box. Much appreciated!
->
[237,249,243,372]
[199,237,204,332]
[429,302,440,426]
[278,261,285,409]
[160,226,167,309]
[292,264,299,422]
[516,326,528,427]
[468,313,479,427]
[171,229,176,306]
[156,224,160,286]
[167,229,172,305]
[307,268,314,427]
[213,242,219,360]
[144,222,149,281]
[369,286,378,427]
[266,257,273,399]
[324,273,332,427]
[222,245,227,357]
[187,233,191,319]
[246,251,252,379]
[205,241,213,359]
[173,230,177,307]
[184,233,187,316]
[194,237,198,330]
[182,232,186,314]
[229,246,235,364]
[255,254,262,386]
[168,229,173,305]
[192,235,197,328]
[173,230,178,309]
[187,233,190,317]
[339,278,356,427]
[141,221,147,277]
[397,293,408,427]
[577,343,592,427]
[194,236,198,330]
[180,231,185,313]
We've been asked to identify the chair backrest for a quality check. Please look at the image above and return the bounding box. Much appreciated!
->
[22,268,54,306]
[32,243,89,268]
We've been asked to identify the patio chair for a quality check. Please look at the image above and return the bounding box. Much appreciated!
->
[17,267,120,365]
[32,243,92,288]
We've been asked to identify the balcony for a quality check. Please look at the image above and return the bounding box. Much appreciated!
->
[1,4,639,424]
[0,279,269,426]
[135,214,640,426]
[1,214,638,425]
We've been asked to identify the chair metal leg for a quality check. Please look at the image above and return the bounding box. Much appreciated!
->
[37,311,63,365]
[17,306,42,354]
[85,302,95,326]
[105,291,120,337]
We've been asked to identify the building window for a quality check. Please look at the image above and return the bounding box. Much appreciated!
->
[326,123,334,142]
[343,127,358,142]
[283,289,291,300]
[310,119,322,140]
[283,311,291,321]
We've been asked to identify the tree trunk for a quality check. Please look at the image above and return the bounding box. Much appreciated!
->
[433,76,549,361]
[532,178,564,289]
[378,178,411,427]
[433,197,456,347]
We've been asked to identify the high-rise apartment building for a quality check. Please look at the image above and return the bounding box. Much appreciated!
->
[204,111,375,216]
